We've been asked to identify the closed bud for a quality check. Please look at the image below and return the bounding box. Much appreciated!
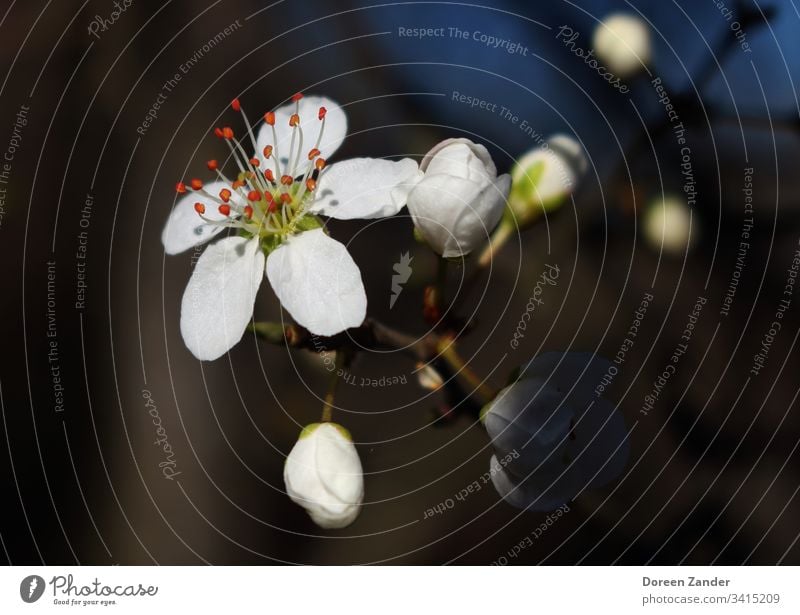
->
[407,138,510,257]
[593,13,652,79]
[284,423,364,529]
[506,135,587,230]
[643,194,695,255]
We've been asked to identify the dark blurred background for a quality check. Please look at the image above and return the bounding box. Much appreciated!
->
[1,0,799,564]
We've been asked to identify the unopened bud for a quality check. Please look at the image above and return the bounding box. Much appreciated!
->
[284,423,363,529]
[593,13,652,79]
[505,135,587,229]
[643,194,695,255]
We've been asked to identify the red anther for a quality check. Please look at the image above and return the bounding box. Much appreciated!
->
[231,98,241,112]
[232,179,245,190]
[247,190,261,201]
[318,107,327,120]
[243,205,254,219]
[219,188,232,203]
[307,148,320,160]
[264,169,275,182]
[214,127,224,138]
[194,202,206,215]
[222,126,234,139]
[206,159,218,171]
[175,181,187,194]
[315,158,327,171]
[292,92,304,102]
[218,204,231,216]
[280,193,292,204]
[264,111,275,126]
[305,178,317,191]
[289,113,300,127]
[264,191,274,202]
[280,175,293,186]
[268,200,278,213]
[249,157,260,167]
[262,145,273,158]
[190,178,203,190]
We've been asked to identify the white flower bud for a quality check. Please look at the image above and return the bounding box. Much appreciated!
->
[507,134,587,228]
[284,422,363,529]
[644,195,695,255]
[593,13,652,79]
[407,138,511,257]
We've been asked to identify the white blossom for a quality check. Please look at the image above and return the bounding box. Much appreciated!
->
[162,95,420,360]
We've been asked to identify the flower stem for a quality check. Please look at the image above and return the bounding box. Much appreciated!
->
[436,337,498,404]
[477,218,515,269]
[436,257,448,303]
[450,219,517,316]
[320,352,341,423]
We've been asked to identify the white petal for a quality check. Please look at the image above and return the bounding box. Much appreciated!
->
[284,423,363,529]
[161,181,243,255]
[408,172,508,257]
[426,142,493,188]
[548,134,588,177]
[311,157,422,219]
[266,228,366,336]
[314,425,364,508]
[407,173,483,255]
[179,236,264,361]
[446,174,510,257]
[255,96,347,175]
[420,138,497,179]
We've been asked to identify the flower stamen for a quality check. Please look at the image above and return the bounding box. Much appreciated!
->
[185,96,328,241]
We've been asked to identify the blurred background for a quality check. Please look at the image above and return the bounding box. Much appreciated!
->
[1,0,799,564]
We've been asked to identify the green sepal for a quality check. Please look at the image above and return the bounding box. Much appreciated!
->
[479,401,494,425]
[248,321,287,344]
[505,159,567,230]
[260,234,283,256]
[293,214,324,232]
[299,422,352,441]
[509,159,546,206]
